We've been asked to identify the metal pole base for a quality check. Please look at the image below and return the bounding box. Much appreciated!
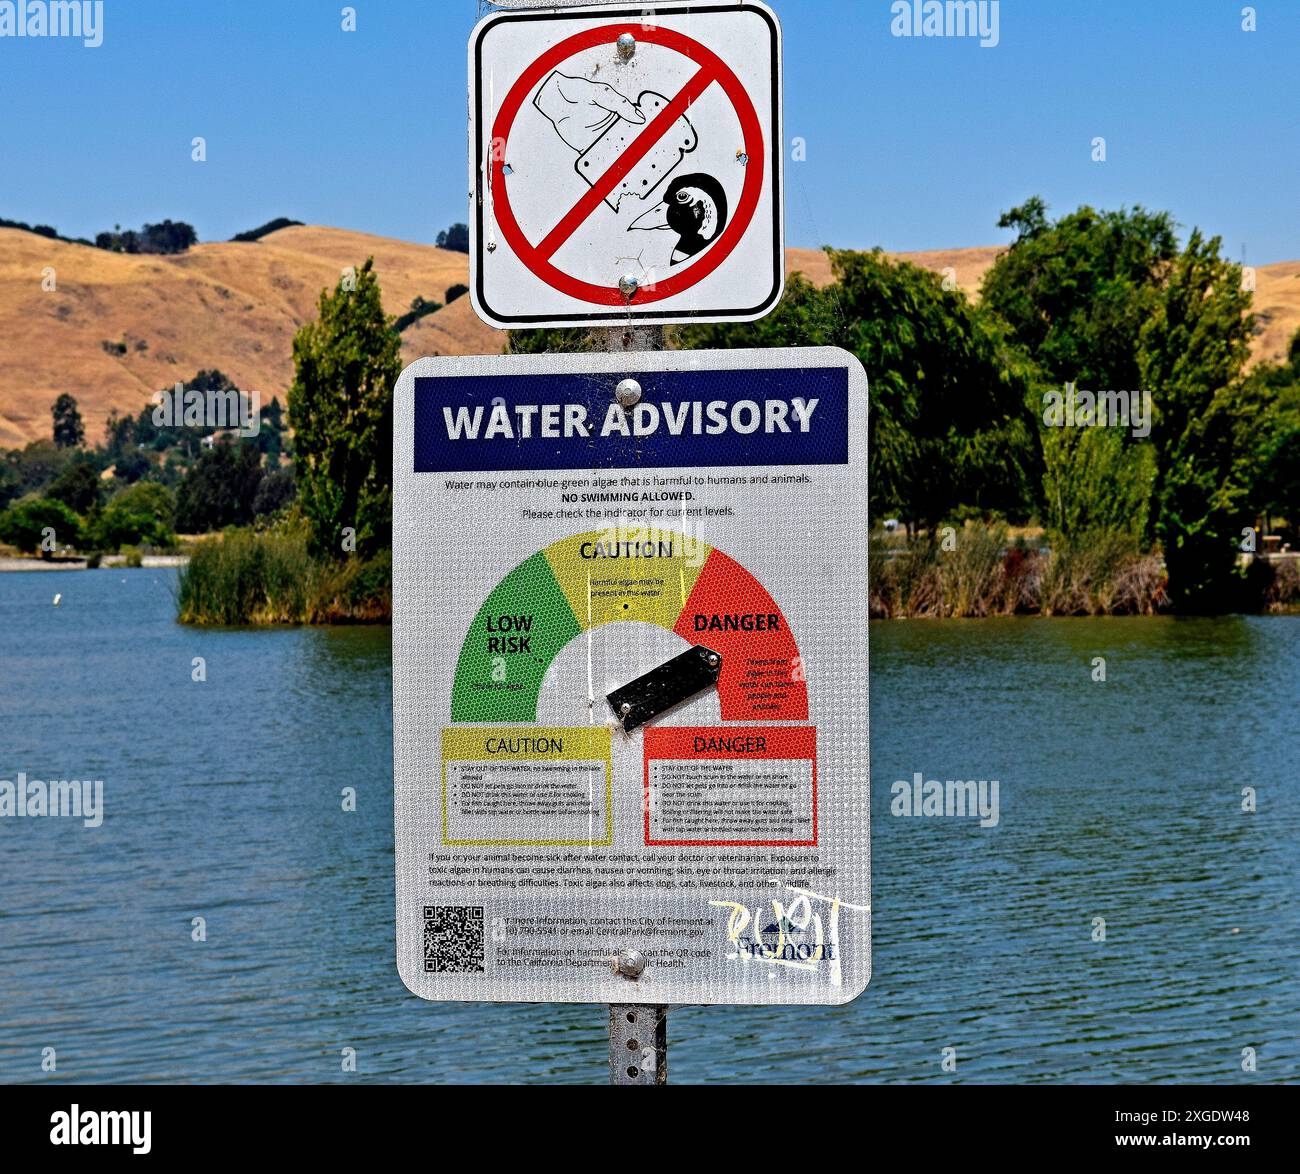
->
[609,1005,668,1085]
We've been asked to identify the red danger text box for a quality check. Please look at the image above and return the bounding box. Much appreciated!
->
[643,726,817,847]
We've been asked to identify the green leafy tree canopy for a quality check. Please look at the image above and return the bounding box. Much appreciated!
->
[983,200,1178,391]
[0,497,83,556]
[288,257,400,558]
[684,250,1039,532]
[174,441,264,534]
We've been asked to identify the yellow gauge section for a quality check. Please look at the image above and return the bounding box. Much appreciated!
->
[542,527,713,631]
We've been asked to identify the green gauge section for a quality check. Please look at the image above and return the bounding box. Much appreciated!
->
[450,551,581,722]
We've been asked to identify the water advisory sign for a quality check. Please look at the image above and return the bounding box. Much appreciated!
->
[393,347,869,1005]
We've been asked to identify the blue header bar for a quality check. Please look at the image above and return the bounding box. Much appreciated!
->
[413,366,849,473]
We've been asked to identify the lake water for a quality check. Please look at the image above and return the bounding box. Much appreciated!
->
[1,568,1296,1084]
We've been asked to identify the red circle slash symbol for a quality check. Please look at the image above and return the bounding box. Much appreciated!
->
[489,23,765,306]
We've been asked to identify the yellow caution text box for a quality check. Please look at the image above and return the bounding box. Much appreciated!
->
[441,726,613,847]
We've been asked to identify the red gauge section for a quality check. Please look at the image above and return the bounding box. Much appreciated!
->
[674,549,808,721]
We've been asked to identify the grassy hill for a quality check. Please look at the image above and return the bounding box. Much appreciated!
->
[1,224,1296,449]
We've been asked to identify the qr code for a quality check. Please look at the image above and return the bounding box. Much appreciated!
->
[423,906,485,973]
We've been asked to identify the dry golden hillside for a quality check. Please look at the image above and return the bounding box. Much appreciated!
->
[0,225,475,448]
[0,225,1295,449]
[1251,259,1300,367]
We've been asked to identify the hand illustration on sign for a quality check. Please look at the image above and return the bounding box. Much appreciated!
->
[630,174,730,265]
[533,72,646,152]
[534,72,699,213]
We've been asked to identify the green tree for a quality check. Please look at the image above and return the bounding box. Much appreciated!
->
[0,463,18,511]
[1235,329,1300,540]
[93,480,177,551]
[1137,230,1257,609]
[685,251,1039,532]
[3,440,72,496]
[231,216,303,243]
[0,497,83,555]
[1257,414,1300,535]
[436,223,469,253]
[252,468,296,517]
[46,459,102,513]
[174,441,264,533]
[96,219,197,255]
[1250,332,1300,537]
[1041,427,1153,540]
[104,410,136,461]
[982,200,1178,391]
[393,296,443,334]
[681,270,841,353]
[110,480,176,528]
[52,393,85,449]
[113,450,151,484]
[288,257,400,558]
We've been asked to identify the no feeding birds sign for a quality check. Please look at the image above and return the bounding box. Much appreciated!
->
[468,2,784,329]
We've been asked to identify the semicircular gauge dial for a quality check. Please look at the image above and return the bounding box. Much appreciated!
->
[450,529,808,726]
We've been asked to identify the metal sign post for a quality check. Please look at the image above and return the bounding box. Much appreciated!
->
[610,999,668,1085]
[604,323,668,1085]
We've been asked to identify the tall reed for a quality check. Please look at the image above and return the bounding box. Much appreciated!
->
[869,522,1168,618]
[177,525,390,625]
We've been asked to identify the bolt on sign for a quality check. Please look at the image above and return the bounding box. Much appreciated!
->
[468,1,785,328]
[393,347,871,1005]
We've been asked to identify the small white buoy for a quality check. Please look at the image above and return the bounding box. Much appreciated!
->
[52,593,62,607]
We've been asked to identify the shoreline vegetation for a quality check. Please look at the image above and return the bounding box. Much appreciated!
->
[176,525,390,625]
[869,523,1300,618]
[7,200,1299,626]
[11,519,1298,620]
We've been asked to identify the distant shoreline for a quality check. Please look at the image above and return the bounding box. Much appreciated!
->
[0,556,189,572]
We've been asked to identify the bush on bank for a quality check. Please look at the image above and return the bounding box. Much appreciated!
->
[176,523,391,625]
[868,522,1300,618]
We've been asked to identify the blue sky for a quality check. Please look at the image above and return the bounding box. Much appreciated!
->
[2,0,1297,261]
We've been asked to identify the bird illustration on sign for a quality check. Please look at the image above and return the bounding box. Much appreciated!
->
[630,174,730,265]
[533,71,729,266]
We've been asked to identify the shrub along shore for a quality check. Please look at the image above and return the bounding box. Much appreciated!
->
[176,526,390,625]
[870,523,1300,618]
[171,519,1299,626]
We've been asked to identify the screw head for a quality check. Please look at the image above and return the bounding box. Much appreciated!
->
[616,949,646,978]
[617,32,637,60]
[618,273,640,299]
[616,378,642,408]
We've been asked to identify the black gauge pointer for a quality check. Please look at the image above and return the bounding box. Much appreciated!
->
[607,645,723,733]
